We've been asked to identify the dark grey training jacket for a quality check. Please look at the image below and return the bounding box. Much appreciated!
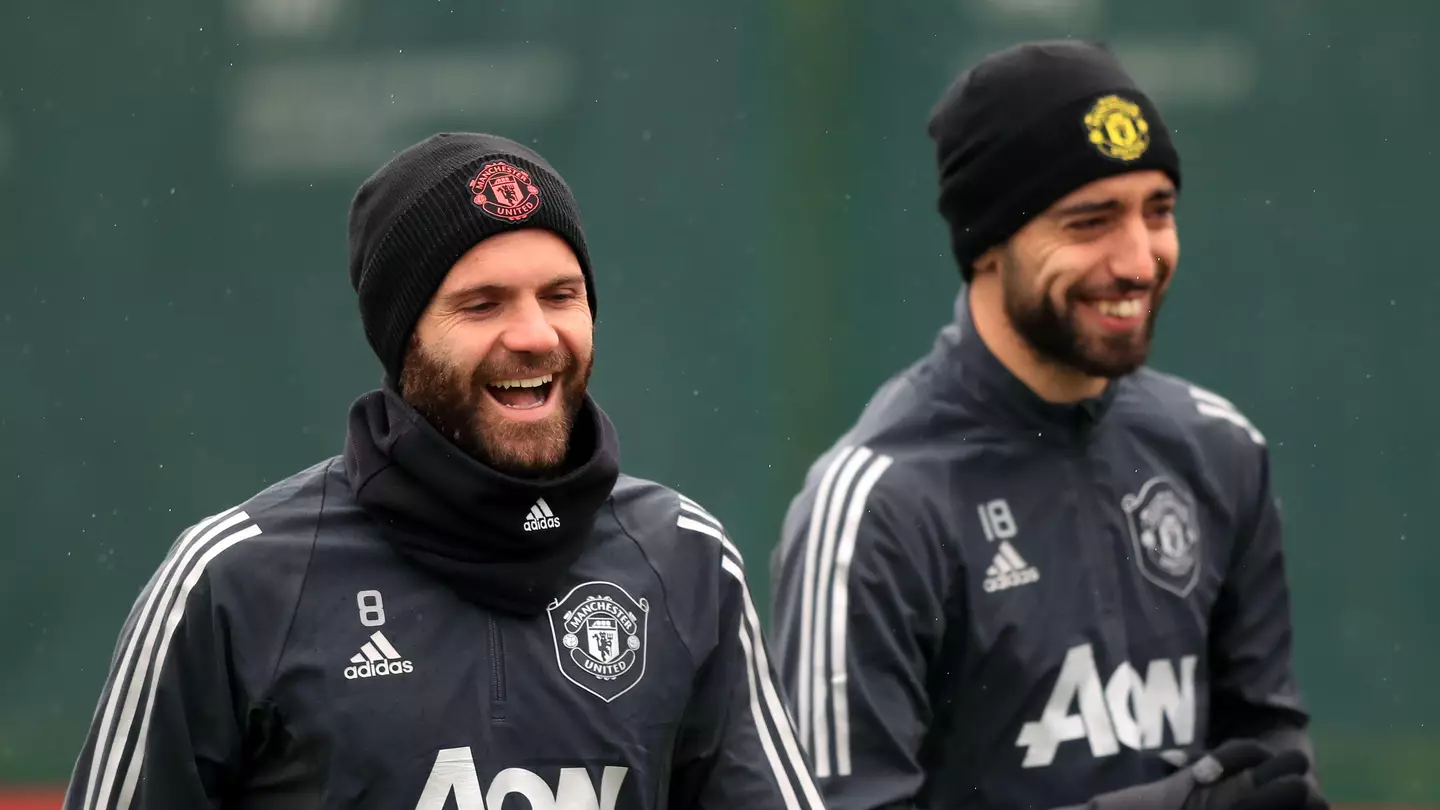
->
[65,387,821,810]
[769,294,1314,810]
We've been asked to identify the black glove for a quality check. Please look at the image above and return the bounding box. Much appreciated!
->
[1055,739,1323,810]
[1182,739,1324,810]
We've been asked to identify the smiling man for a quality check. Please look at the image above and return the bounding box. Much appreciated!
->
[63,133,820,810]
[769,41,1326,810]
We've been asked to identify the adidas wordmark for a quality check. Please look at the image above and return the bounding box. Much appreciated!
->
[983,542,1040,593]
[524,497,561,532]
[344,631,415,679]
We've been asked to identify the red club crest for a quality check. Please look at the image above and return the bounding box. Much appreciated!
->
[468,160,542,222]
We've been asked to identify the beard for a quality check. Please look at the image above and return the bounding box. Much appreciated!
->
[399,339,593,478]
[1002,250,1171,379]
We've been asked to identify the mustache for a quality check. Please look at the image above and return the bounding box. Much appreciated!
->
[471,350,574,386]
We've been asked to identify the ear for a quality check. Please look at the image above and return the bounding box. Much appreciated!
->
[971,244,1004,278]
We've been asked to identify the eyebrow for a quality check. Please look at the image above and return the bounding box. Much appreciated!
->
[1050,188,1177,218]
[440,273,586,305]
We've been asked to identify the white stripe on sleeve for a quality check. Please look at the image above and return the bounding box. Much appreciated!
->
[826,453,893,776]
[723,556,825,810]
[794,446,854,756]
[115,520,262,810]
[677,515,745,563]
[809,447,875,777]
[678,495,723,529]
[84,508,244,810]
[83,509,260,810]
[1189,385,1265,444]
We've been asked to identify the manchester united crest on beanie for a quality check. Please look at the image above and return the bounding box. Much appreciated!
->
[346,133,596,383]
[927,40,1182,281]
[468,159,543,221]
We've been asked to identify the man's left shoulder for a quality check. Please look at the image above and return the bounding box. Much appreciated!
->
[1122,368,1269,456]
[604,475,755,662]
[609,474,741,572]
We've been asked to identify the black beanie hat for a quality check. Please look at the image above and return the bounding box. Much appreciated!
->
[347,132,595,382]
[928,40,1182,281]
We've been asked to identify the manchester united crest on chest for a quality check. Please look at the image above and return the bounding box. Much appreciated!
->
[1121,476,1202,598]
[547,581,649,702]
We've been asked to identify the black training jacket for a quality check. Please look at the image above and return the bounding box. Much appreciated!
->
[768,293,1315,810]
[64,385,822,810]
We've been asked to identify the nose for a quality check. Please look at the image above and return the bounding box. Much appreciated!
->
[1109,217,1160,286]
[498,296,561,355]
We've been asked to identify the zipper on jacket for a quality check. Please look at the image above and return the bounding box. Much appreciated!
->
[488,616,507,721]
[1073,452,1121,620]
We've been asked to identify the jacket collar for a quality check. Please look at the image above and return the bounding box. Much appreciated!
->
[932,289,1120,442]
[342,384,621,617]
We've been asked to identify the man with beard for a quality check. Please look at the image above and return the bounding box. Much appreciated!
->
[63,133,821,810]
[768,41,1326,810]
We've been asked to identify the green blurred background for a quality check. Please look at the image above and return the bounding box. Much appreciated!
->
[2,0,1436,804]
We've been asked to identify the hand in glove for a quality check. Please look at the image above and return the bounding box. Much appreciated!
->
[1182,739,1324,810]
[1055,739,1323,810]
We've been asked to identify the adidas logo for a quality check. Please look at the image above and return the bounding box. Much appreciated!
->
[983,541,1040,593]
[523,497,561,532]
[344,631,414,679]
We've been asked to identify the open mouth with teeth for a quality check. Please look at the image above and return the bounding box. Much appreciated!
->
[1094,299,1144,318]
[1077,296,1149,333]
[485,373,555,411]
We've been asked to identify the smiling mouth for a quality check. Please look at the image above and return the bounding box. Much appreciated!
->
[485,374,555,410]
[1093,298,1145,318]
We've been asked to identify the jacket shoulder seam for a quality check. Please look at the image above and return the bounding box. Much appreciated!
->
[259,459,331,700]
[606,495,700,668]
